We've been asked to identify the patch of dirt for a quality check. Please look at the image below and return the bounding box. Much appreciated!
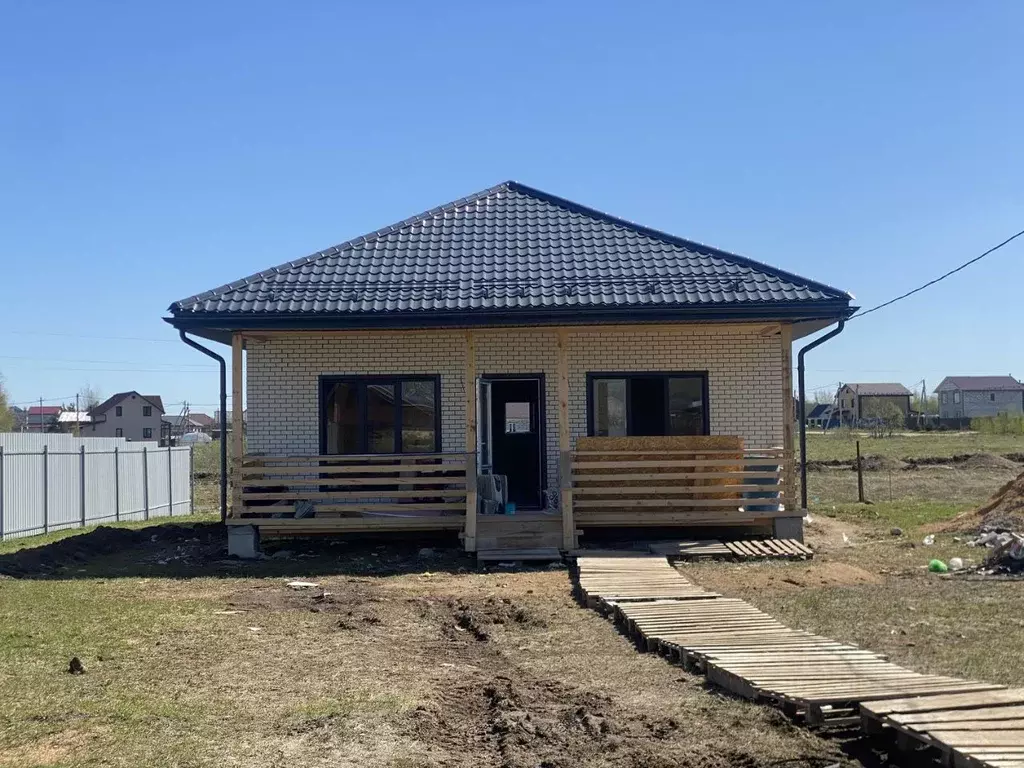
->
[0,523,225,578]
[859,455,907,471]
[410,675,834,768]
[962,452,1024,471]
[804,513,860,553]
[807,453,1023,472]
[686,560,882,595]
[931,470,1024,533]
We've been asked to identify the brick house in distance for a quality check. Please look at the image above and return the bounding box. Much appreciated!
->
[834,383,912,426]
[935,376,1024,419]
[167,181,855,557]
[85,392,165,441]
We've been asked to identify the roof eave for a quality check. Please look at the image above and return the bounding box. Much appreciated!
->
[166,299,854,342]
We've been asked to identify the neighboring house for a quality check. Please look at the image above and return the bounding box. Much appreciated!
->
[805,403,831,428]
[85,392,165,441]
[834,383,912,425]
[164,412,215,436]
[56,410,94,433]
[167,180,854,556]
[934,376,1024,419]
[25,405,62,432]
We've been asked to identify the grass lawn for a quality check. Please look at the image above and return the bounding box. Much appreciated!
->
[0,525,849,768]
[804,429,1024,462]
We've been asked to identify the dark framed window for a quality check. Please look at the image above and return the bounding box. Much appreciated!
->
[320,376,441,455]
[143,427,153,439]
[587,372,709,437]
[115,406,123,417]
[115,428,123,437]
[143,406,152,417]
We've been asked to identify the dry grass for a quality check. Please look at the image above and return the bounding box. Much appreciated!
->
[0,530,847,768]
[804,430,1024,462]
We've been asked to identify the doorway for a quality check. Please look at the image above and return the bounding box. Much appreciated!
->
[479,376,545,509]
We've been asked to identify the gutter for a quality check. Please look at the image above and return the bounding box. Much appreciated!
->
[178,331,228,523]
[797,319,846,510]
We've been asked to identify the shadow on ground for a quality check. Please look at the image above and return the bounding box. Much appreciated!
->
[0,522,489,580]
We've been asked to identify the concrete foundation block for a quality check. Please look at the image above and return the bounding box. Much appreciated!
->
[773,515,804,543]
[228,525,261,559]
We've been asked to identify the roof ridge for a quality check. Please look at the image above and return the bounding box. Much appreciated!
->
[168,181,514,312]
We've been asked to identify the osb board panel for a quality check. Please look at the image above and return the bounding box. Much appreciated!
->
[575,436,745,502]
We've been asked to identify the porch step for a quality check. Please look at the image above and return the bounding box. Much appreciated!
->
[477,547,562,562]
[476,532,563,550]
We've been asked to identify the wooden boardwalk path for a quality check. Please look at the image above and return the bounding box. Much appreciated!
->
[574,554,1020,767]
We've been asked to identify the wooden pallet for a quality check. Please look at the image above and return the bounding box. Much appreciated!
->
[861,690,1024,767]
[724,539,813,559]
[573,554,1005,736]
[648,539,733,557]
[477,547,561,562]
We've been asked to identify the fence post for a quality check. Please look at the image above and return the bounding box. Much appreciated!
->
[143,446,150,520]
[167,445,173,516]
[113,447,120,522]
[189,445,195,515]
[856,440,866,504]
[80,445,87,528]
[42,445,49,534]
[0,446,5,539]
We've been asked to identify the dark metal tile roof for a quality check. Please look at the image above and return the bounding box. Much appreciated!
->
[168,181,852,322]
[845,383,913,397]
[935,376,1024,392]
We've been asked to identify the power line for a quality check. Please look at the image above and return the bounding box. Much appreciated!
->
[0,329,181,343]
[850,227,1024,320]
[0,354,214,368]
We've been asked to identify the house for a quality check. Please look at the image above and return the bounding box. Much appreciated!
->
[805,403,832,428]
[25,405,62,432]
[163,412,215,436]
[934,376,1024,419]
[56,410,94,433]
[166,180,854,557]
[834,383,912,425]
[85,392,165,441]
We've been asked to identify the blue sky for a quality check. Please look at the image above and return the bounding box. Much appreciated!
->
[2,2,1022,414]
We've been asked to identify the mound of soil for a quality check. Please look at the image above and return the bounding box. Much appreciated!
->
[963,453,1023,471]
[859,455,907,472]
[933,470,1024,533]
[0,523,224,578]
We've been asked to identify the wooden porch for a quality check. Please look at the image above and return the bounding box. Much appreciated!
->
[226,443,791,552]
[224,327,797,554]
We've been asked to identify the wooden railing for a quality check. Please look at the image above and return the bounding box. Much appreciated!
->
[570,447,787,527]
[235,452,470,523]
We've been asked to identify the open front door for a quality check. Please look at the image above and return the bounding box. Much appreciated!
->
[477,377,493,473]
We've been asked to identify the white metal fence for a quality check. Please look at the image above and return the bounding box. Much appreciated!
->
[0,434,194,540]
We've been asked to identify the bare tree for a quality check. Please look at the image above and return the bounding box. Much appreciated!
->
[78,384,103,411]
[0,374,14,432]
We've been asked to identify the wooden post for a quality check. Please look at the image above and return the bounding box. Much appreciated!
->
[780,323,795,510]
[464,331,477,552]
[231,333,244,518]
[856,440,866,503]
[557,328,574,550]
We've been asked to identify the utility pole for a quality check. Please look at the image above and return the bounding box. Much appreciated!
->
[39,397,43,434]
[75,393,81,437]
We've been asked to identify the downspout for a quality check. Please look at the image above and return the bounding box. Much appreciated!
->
[179,331,228,523]
[797,319,846,510]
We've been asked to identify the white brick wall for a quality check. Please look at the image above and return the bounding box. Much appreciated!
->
[246,324,786,495]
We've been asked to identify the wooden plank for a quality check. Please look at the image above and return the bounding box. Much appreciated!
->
[574,498,746,508]
[893,707,1024,726]
[239,475,466,487]
[574,484,777,496]
[229,516,463,530]
[780,323,795,509]
[573,449,785,457]
[557,328,574,550]
[241,451,459,463]
[862,690,1024,717]
[574,471,781,482]
[230,333,244,518]
[573,458,786,470]
[927,732,1024,748]
[242,463,467,476]
[242,489,468,501]
[314,502,467,513]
